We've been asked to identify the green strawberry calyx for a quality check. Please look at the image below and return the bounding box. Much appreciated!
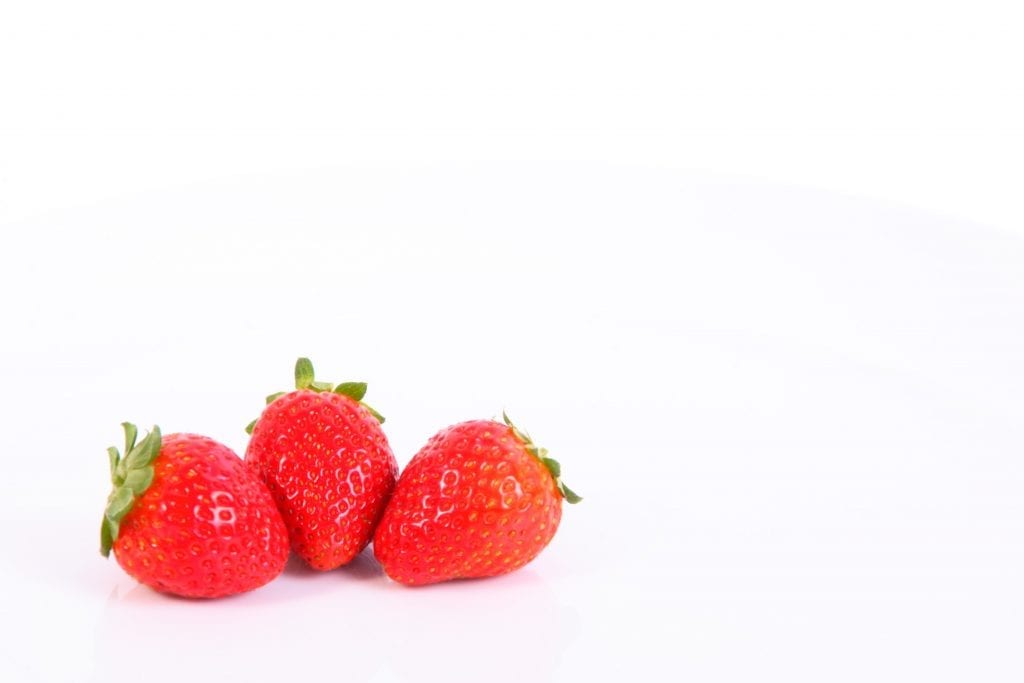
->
[245,357,385,434]
[503,411,582,504]
[100,423,162,557]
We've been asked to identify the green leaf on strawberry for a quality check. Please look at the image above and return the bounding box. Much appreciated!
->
[502,411,582,504]
[100,423,161,557]
[245,357,385,434]
[335,382,368,401]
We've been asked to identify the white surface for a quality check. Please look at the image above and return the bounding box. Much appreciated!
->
[3,2,1024,678]
[2,1,1024,230]
[1,165,1022,681]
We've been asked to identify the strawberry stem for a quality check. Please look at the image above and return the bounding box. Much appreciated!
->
[245,358,385,434]
[295,357,315,389]
[502,411,582,504]
[100,423,162,557]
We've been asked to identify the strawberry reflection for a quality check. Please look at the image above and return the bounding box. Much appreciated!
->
[375,562,580,683]
[96,549,578,683]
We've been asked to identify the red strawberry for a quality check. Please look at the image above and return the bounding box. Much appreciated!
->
[373,413,581,586]
[245,358,398,570]
[100,424,290,598]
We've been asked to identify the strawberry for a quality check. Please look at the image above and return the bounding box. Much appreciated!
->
[100,423,290,598]
[373,413,581,586]
[244,357,398,570]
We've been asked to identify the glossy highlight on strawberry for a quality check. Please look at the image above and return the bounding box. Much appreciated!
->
[373,413,580,586]
[245,358,398,570]
[101,424,290,598]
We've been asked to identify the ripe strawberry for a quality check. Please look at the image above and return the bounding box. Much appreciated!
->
[373,413,581,586]
[245,358,398,570]
[100,423,290,598]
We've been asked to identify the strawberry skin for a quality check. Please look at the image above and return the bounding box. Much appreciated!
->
[373,415,580,586]
[245,358,398,570]
[101,426,290,599]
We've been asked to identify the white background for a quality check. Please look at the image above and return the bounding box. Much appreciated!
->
[2,2,1023,682]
